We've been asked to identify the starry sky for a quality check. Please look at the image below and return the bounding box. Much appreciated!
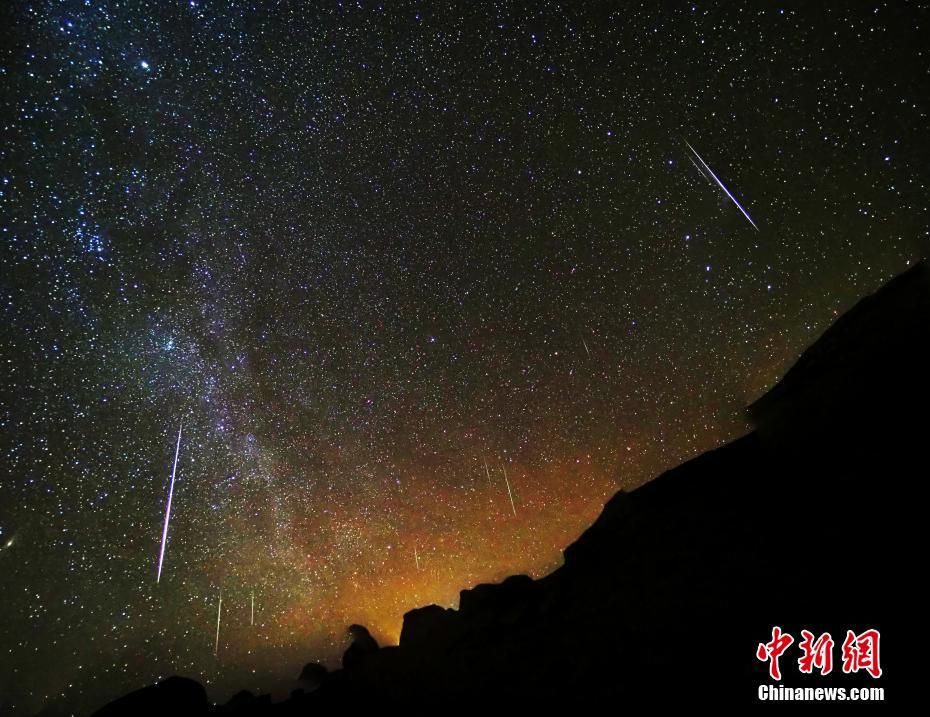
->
[1,1,927,714]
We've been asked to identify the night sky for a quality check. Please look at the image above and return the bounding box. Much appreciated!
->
[1,1,927,714]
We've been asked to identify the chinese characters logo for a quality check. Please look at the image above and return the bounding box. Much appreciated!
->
[756,627,881,680]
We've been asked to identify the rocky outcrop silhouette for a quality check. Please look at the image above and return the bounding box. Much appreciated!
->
[91,676,208,717]
[341,624,379,670]
[216,690,267,714]
[92,262,925,713]
[297,662,328,690]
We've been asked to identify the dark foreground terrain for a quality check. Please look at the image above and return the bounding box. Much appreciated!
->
[93,263,926,714]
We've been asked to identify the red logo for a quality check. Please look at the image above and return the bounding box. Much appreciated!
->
[842,629,882,678]
[756,627,881,680]
[756,626,794,680]
[798,630,834,675]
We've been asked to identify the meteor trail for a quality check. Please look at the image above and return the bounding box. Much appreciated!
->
[501,464,517,516]
[414,544,420,570]
[483,459,492,488]
[156,420,183,584]
[687,154,713,186]
[684,140,759,231]
[214,591,223,656]
[582,337,591,358]
[251,591,254,626]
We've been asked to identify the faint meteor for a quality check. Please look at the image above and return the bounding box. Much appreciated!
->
[581,337,591,358]
[156,420,183,584]
[483,459,492,488]
[214,591,223,656]
[501,463,517,516]
[684,140,759,231]
[250,591,255,626]
[414,544,421,570]
[687,154,713,186]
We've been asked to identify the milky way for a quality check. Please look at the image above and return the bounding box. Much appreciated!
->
[0,2,926,714]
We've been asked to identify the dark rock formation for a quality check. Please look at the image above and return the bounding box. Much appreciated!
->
[217,690,258,714]
[297,661,329,689]
[341,624,379,670]
[399,603,458,649]
[92,262,924,713]
[749,259,930,453]
[90,676,208,717]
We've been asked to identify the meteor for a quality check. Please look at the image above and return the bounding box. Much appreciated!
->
[684,140,759,231]
[687,154,713,186]
[501,464,517,516]
[483,459,492,488]
[156,420,183,584]
[214,590,223,656]
[251,591,255,626]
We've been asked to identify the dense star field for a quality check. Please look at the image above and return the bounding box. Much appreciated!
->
[1,1,926,713]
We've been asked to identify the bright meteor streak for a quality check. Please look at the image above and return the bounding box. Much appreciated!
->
[685,140,759,231]
[214,590,223,656]
[156,420,183,584]
[501,464,517,516]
